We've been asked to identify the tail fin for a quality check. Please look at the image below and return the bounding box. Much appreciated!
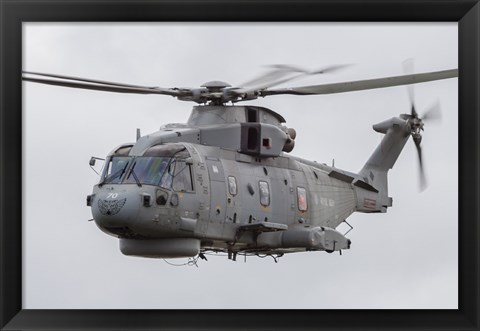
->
[357,116,411,211]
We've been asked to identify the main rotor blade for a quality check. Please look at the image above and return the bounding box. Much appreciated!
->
[23,71,158,89]
[266,64,350,75]
[261,69,458,97]
[236,64,351,94]
[22,72,182,97]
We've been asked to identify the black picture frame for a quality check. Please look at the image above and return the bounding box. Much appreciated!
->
[1,1,478,330]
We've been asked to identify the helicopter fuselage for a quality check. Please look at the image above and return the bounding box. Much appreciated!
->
[88,105,392,258]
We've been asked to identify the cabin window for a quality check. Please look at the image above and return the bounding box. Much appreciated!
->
[259,181,270,207]
[297,187,308,212]
[227,176,237,196]
[172,161,194,192]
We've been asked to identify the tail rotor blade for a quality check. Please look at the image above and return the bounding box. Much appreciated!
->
[402,59,418,117]
[413,136,427,191]
[422,101,442,122]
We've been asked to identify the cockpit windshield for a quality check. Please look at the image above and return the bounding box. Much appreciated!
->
[101,156,130,185]
[123,157,172,187]
[99,144,193,191]
[100,156,172,187]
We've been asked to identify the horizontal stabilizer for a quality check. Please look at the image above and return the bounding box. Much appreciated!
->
[328,170,355,183]
[354,179,379,193]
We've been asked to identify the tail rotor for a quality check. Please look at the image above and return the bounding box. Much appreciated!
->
[401,59,442,191]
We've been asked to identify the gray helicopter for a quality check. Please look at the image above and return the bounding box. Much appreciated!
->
[22,64,457,261]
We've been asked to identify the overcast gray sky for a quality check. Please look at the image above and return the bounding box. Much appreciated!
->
[22,23,458,309]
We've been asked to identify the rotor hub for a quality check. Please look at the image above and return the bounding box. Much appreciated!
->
[201,81,231,92]
[409,117,424,136]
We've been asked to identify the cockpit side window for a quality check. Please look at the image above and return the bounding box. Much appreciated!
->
[143,143,190,158]
[172,160,194,192]
[114,145,132,156]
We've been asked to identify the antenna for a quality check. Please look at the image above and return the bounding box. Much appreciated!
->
[136,128,141,141]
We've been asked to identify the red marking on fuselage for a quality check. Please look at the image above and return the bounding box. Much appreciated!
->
[364,198,376,209]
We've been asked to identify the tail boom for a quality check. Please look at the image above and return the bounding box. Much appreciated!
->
[356,117,411,213]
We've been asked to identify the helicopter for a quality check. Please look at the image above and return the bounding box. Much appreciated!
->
[22,63,457,261]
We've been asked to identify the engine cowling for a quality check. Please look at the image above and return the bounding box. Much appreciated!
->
[282,127,297,153]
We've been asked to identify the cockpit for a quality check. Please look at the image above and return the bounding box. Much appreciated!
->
[99,143,194,191]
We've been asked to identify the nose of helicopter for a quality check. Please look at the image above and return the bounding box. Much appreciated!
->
[90,188,141,230]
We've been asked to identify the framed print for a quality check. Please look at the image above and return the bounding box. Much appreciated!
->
[1,0,478,330]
